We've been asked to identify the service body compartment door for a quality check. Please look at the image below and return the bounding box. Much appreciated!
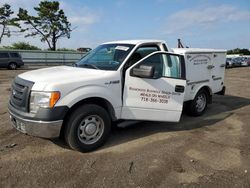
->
[185,53,213,83]
[210,52,226,92]
[121,52,186,122]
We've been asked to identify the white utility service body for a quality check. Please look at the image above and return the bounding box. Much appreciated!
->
[8,40,226,152]
[172,48,226,102]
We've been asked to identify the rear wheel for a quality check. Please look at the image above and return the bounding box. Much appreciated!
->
[186,89,209,116]
[8,62,17,70]
[64,104,111,152]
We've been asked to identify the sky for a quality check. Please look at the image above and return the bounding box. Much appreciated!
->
[0,0,250,50]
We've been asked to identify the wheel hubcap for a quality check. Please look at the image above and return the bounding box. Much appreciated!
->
[85,123,97,135]
[78,115,104,145]
[196,94,206,112]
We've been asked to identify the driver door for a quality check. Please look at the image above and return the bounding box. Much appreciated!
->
[121,52,186,122]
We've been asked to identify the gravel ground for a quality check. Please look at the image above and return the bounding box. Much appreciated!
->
[0,67,250,188]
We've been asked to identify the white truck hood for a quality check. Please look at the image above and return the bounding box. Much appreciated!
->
[18,66,116,91]
[19,66,108,82]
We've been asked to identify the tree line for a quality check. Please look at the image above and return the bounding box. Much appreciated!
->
[0,1,71,51]
[227,48,250,55]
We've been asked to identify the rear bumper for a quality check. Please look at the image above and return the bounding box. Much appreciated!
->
[9,110,62,138]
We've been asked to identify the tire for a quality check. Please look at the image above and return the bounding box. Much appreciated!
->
[64,104,111,152]
[186,89,209,116]
[8,62,17,70]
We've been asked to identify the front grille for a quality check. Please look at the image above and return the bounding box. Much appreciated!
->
[10,77,34,112]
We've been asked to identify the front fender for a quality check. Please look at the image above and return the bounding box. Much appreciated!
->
[55,85,122,117]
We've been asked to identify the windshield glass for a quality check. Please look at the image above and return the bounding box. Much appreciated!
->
[76,44,135,70]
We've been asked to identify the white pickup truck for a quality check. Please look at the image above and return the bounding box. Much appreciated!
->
[8,40,226,152]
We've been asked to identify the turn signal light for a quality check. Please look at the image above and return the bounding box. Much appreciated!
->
[49,91,60,108]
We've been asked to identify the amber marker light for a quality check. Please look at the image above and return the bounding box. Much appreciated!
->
[49,91,61,108]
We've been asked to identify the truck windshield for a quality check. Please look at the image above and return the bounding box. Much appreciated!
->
[76,44,135,70]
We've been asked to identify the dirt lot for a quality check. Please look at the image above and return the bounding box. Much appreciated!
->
[0,67,250,188]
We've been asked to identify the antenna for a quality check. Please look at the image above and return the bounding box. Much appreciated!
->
[178,39,189,48]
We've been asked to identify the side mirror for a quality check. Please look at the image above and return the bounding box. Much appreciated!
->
[130,65,155,78]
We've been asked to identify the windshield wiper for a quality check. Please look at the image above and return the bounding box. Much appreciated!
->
[78,64,99,69]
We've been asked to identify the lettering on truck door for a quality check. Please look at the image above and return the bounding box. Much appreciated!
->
[121,52,186,122]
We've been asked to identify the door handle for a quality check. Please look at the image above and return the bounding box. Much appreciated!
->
[175,85,185,93]
[207,65,215,69]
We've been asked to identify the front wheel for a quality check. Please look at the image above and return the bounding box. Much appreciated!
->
[64,104,111,152]
[186,89,209,116]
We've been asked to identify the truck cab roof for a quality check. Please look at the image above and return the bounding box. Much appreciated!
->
[102,40,166,46]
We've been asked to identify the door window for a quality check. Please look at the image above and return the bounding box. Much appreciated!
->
[163,54,181,78]
[132,53,184,79]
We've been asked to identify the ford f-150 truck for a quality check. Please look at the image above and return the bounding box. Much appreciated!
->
[8,40,226,152]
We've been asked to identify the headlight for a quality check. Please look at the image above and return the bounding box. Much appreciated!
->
[30,91,60,113]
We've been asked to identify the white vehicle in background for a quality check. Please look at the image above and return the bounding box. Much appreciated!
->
[241,57,250,67]
[226,58,235,68]
[241,60,248,67]
[226,55,250,68]
[8,40,226,152]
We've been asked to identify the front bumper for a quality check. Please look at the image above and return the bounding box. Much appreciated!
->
[9,110,62,138]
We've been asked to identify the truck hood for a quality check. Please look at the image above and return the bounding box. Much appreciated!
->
[19,66,110,82]
[18,66,115,91]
